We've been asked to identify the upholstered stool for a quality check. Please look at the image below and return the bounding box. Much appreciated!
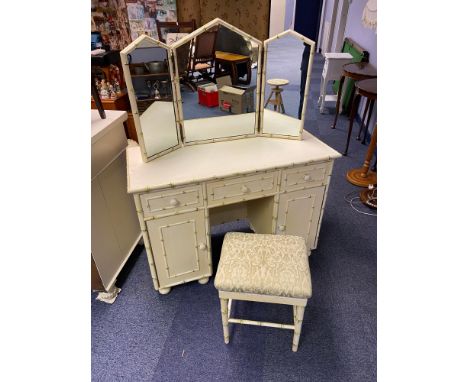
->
[264,79,289,114]
[214,232,312,352]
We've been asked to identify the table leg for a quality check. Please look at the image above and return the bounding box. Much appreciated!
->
[357,98,370,140]
[360,125,377,177]
[361,99,375,144]
[231,63,238,85]
[344,93,361,155]
[331,75,345,129]
[346,124,377,187]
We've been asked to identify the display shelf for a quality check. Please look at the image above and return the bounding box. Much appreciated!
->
[130,72,170,78]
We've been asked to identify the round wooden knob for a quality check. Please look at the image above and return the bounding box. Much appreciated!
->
[169,198,180,206]
[198,243,207,250]
[241,185,249,194]
[303,174,311,181]
[278,225,286,232]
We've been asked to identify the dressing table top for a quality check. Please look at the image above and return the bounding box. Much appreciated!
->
[126,130,341,193]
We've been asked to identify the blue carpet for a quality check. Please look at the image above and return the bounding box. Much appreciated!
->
[92,39,377,381]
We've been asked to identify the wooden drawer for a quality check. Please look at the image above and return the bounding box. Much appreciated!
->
[140,185,204,218]
[207,171,279,207]
[281,162,330,191]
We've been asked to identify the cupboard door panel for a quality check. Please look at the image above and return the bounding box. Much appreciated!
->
[277,186,325,250]
[146,210,210,288]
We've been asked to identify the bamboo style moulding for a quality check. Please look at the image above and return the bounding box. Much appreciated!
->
[120,36,182,163]
[119,18,316,163]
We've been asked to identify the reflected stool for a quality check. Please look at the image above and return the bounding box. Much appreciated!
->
[214,232,312,352]
[264,78,289,114]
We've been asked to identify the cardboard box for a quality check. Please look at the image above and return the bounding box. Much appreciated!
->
[216,75,255,114]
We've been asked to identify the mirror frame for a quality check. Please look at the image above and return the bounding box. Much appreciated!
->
[259,30,315,140]
[171,18,263,146]
[120,34,182,163]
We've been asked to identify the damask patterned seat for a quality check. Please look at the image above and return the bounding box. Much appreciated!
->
[214,232,312,352]
[215,232,312,298]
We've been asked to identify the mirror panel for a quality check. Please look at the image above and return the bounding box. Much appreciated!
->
[121,36,180,161]
[261,31,314,137]
[173,20,261,144]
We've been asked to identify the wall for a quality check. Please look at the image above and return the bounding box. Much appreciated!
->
[284,0,296,30]
[343,0,377,66]
[269,0,286,37]
[177,0,271,41]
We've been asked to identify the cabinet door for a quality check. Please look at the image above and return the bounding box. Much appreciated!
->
[276,186,325,250]
[146,210,211,288]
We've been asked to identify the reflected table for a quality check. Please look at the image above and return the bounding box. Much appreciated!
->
[215,51,251,85]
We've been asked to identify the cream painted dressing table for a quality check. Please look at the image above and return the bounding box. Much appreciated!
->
[126,131,340,294]
[120,20,341,294]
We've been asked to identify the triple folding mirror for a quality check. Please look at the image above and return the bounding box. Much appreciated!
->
[120,19,315,163]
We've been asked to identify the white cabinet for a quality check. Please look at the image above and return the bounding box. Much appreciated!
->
[91,110,142,302]
[276,186,325,250]
[146,210,211,293]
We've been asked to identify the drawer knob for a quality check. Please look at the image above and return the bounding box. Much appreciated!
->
[198,243,207,250]
[169,198,180,207]
[303,174,311,181]
[241,185,249,194]
[278,225,286,232]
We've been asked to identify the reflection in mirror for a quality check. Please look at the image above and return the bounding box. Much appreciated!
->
[121,38,180,161]
[174,21,260,143]
[262,32,314,137]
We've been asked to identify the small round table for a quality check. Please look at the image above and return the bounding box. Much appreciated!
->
[331,62,377,130]
[265,78,289,113]
[344,78,377,155]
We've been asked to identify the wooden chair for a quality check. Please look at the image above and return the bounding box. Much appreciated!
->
[156,20,196,43]
[214,232,312,352]
[186,29,218,87]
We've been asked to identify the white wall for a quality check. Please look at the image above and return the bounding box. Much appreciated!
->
[269,0,287,37]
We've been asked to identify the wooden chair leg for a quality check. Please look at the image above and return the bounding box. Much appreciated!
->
[331,76,345,129]
[220,298,230,344]
[292,305,305,352]
[344,93,361,156]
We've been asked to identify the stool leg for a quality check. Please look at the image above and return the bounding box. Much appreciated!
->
[357,98,371,140]
[344,93,361,156]
[292,305,305,352]
[220,298,230,344]
[279,91,286,114]
[264,89,274,108]
[331,76,345,129]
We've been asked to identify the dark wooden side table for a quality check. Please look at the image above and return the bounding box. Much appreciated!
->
[215,51,251,85]
[331,62,377,131]
[344,78,377,155]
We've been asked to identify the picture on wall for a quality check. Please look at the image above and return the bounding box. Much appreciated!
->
[126,0,177,41]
